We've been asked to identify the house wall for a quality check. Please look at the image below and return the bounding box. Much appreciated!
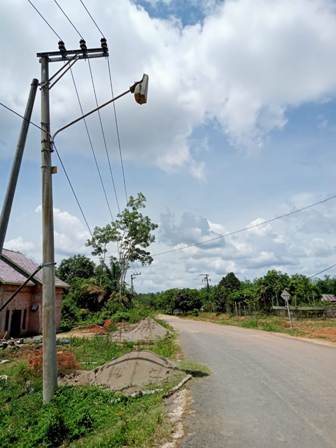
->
[0,284,64,338]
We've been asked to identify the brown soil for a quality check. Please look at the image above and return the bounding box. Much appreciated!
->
[57,324,107,339]
[308,327,336,342]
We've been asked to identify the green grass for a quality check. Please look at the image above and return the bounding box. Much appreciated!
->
[63,336,135,369]
[177,360,211,377]
[148,334,179,359]
[58,327,178,371]
[0,322,180,447]
[0,370,169,448]
[191,313,306,337]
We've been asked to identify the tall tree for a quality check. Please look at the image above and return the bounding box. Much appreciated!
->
[219,272,241,292]
[87,193,158,286]
[57,254,95,284]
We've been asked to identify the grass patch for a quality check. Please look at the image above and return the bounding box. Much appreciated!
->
[0,317,181,447]
[0,370,169,448]
[148,334,179,359]
[63,336,135,369]
[177,360,210,378]
[188,313,306,336]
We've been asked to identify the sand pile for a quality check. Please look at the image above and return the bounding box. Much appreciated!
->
[62,351,177,393]
[111,317,168,343]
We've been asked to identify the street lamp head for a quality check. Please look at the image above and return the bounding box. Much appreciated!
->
[134,74,149,105]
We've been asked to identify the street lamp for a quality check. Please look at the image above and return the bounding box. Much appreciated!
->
[53,74,149,141]
[133,74,148,105]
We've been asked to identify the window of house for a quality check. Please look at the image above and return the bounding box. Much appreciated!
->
[22,309,27,330]
[4,310,10,331]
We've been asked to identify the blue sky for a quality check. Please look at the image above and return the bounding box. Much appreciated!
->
[1,0,336,291]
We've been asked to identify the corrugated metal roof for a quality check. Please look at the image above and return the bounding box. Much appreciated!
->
[0,249,69,288]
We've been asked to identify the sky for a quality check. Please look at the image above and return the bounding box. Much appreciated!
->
[1,0,336,292]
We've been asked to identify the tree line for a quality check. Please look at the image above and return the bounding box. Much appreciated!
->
[138,270,336,315]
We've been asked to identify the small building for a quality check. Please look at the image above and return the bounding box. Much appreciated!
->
[321,294,336,303]
[0,249,69,338]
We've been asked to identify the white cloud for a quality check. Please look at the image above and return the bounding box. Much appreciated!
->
[5,236,35,254]
[35,206,91,258]
[2,0,336,178]
[145,192,336,290]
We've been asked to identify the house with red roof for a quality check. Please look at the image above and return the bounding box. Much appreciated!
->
[0,249,69,338]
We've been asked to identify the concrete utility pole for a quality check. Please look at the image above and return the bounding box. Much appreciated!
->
[0,79,38,255]
[131,272,141,293]
[36,39,149,403]
[40,56,57,403]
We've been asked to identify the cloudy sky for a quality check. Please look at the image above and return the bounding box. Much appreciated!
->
[1,0,336,291]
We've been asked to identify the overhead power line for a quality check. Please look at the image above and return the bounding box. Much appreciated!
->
[27,0,62,40]
[69,67,114,221]
[52,0,83,38]
[52,0,121,213]
[53,143,93,237]
[107,59,128,203]
[79,0,129,204]
[79,0,105,36]
[87,59,121,213]
[309,262,336,279]
[153,193,336,257]
[49,0,121,214]
[29,0,114,222]
[0,101,93,237]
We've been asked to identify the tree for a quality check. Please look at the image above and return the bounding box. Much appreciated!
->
[256,270,290,311]
[289,274,320,306]
[219,272,241,292]
[57,254,95,284]
[87,193,158,287]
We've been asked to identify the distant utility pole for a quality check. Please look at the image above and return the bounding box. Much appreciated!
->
[200,273,210,290]
[131,272,141,293]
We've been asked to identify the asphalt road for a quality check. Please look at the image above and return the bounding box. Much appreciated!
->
[164,315,336,448]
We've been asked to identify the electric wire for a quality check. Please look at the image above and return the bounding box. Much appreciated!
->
[52,0,83,39]
[79,0,129,204]
[3,98,336,279]
[107,58,128,203]
[153,193,336,257]
[53,142,93,237]
[69,67,114,221]
[27,0,62,40]
[79,0,105,36]
[28,0,115,223]
[309,263,336,279]
[52,0,121,213]
[0,102,93,238]
[87,59,121,213]
[33,0,120,218]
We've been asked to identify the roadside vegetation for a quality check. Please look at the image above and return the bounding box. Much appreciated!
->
[0,362,169,448]
[0,331,179,447]
[138,270,336,343]
[0,194,179,448]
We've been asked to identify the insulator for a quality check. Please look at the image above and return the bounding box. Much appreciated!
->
[80,39,87,52]
[58,40,66,54]
[101,37,108,54]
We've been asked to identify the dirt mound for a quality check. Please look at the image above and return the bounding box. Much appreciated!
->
[62,350,177,393]
[111,317,168,343]
[57,324,107,339]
